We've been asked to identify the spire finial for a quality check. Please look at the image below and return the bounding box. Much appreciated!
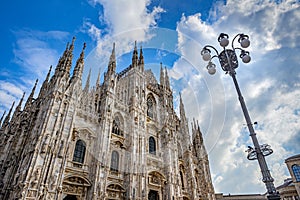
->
[80,42,86,59]
[3,101,15,126]
[70,36,76,50]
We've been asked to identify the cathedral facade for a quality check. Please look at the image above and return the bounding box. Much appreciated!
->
[0,38,215,200]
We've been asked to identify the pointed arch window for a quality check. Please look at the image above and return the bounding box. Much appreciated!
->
[112,115,124,136]
[73,140,86,163]
[147,95,156,119]
[292,164,300,182]
[149,136,156,155]
[110,151,119,172]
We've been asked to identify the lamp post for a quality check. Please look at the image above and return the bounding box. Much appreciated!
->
[201,33,280,200]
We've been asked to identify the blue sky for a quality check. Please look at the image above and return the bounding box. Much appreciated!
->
[1,0,300,195]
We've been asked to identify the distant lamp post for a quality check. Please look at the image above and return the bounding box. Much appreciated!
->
[201,33,280,200]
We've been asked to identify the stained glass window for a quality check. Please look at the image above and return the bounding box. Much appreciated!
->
[73,140,86,163]
[111,151,119,172]
[149,136,156,155]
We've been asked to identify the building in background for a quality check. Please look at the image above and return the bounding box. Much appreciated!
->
[275,154,300,199]
[0,38,215,200]
[215,154,300,200]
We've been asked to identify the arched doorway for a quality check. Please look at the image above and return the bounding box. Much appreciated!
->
[106,183,125,199]
[148,190,159,200]
[63,195,77,200]
[62,176,91,199]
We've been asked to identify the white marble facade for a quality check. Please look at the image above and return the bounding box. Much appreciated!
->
[0,39,215,200]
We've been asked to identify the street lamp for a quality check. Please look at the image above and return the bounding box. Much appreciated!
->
[201,33,280,200]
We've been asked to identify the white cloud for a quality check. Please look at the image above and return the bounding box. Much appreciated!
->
[12,30,69,78]
[0,81,26,115]
[82,0,165,84]
[0,29,70,115]
[174,0,300,194]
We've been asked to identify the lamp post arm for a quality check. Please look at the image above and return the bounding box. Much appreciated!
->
[204,45,219,56]
[231,34,241,50]
[230,73,279,198]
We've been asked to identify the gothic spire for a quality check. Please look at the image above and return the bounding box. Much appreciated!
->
[96,68,101,89]
[39,65,52,98]
[165,66,170,89]
[0,111,6,127]
[107,43,116,74]
[109,43,116,65]
[15,92,25,114]
[179,92,186,120]
[138,45,144,69]
[84,68,91,92]
[132,41,138,67]
[54,37,75,78]
[72,43,86,79]
[11,92,25,123]
[196,120,204,144]
[24,79,38,110]
[2,102,14,127]
[69,36,75,52]
[160,63,165,87]
[65,37,75,74]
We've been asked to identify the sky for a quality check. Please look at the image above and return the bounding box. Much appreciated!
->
[1,0,300,195]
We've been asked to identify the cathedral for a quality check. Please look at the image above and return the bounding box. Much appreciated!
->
[0,38,215,200]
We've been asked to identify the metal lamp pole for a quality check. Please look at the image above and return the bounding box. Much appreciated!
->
[201,33,280,200]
